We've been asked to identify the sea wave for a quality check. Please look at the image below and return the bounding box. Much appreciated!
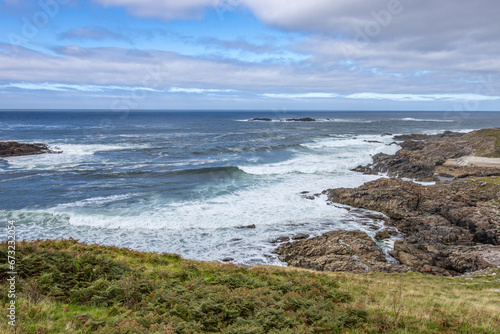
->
[397,117,454,123]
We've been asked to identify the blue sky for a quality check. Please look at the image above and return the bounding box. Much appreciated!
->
[0,0,499,110]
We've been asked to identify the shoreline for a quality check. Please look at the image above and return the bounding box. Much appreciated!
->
[276,128,500,276]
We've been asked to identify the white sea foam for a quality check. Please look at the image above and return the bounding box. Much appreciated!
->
[398,117,454,123]
[2,133,400,264]
[2,133,402,265]
[16,167,388,264]
[240,135,400,175]
[2,143,148,170]
[52,194,135,209]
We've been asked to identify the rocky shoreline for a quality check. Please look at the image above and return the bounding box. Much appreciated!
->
[276,128,500,276]
[0,141,60,157]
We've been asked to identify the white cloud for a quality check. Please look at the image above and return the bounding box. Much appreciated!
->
[94,0,218,20]
[169,87,236,94]
[262,92,339,99]
[0,82,160,92]
[345,93,500,102]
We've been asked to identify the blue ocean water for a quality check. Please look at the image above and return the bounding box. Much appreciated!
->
[1,110,500,264]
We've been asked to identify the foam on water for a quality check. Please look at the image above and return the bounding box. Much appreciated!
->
[7,111,497,265]
[1,133,401,264]
[397,117,454,122]
[241,135,400,175]
[2,143,148,171]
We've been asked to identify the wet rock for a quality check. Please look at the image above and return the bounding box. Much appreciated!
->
[375,228,398,240]
[285,117,316,122]
[237,224,256,229]
[292,233,310,240]
[275,230,411,273]
[222,258,234,262]
[0,141,59,157]
[271,236,290,244]
[249,118,272,121]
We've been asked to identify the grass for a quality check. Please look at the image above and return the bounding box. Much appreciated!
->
[467,176,500,185]
[470,128,500,157]
[1,239,499,333]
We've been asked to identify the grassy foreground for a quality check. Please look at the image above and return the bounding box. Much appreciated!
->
[1,240,499,333]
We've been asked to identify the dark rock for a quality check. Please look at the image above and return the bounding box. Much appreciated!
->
[292,233,310,240]
[249,118,272,121]
[325,177,500,275]
[237,224,256,229]
[271,236,290,243]
[0,141,60,157]
[375,228,398,240]
[222,258,234,262]
[275,230,412,273]
[285,117,316,122]
[353,129,500,181]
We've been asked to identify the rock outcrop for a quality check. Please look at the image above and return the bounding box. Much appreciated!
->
[275,230,412,274]
[352,128,500,181]
[324,178,500,276]
[249,118,272,121]
[285,117,316,122]
[277,129,500,276]
[0,141,58,157]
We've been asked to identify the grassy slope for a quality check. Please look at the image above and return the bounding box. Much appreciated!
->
[468,128,500,158]
[1,240,499,334]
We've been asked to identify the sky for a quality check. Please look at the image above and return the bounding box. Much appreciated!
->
[0,0,499,111]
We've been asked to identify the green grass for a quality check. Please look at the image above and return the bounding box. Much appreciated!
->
[471,128,500,157]
[467,176,500,185]
[1,240,499,333]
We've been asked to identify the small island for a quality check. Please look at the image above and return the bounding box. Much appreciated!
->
[0,141,59,157]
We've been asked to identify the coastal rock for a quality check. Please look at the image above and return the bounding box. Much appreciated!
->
[0,141,58,157]
[237,224,256,229]
[374,228,397,240]
[249,118,272,121]
[275,230,411,273]
[271,236,290,243]
[352,128,500,181]
[285,117,316,122]
[325,177,500,275]
[291,233,309,240]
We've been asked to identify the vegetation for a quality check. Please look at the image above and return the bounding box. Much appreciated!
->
[470,128,500,157]
[467,176,500,185]
[1,239,499,333]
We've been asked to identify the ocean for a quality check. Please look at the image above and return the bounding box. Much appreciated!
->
[2,110,500,265]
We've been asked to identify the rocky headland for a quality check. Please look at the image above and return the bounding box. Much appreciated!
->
[0,141,59,157]
[276,128,500,276]
[352,128,500,181]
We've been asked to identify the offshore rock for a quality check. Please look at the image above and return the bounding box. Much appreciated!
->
[285,117,316,122]
[249,118,272,121]
[0,141,59,157]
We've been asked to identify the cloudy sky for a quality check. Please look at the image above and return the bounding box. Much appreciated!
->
[0,0,499,110]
